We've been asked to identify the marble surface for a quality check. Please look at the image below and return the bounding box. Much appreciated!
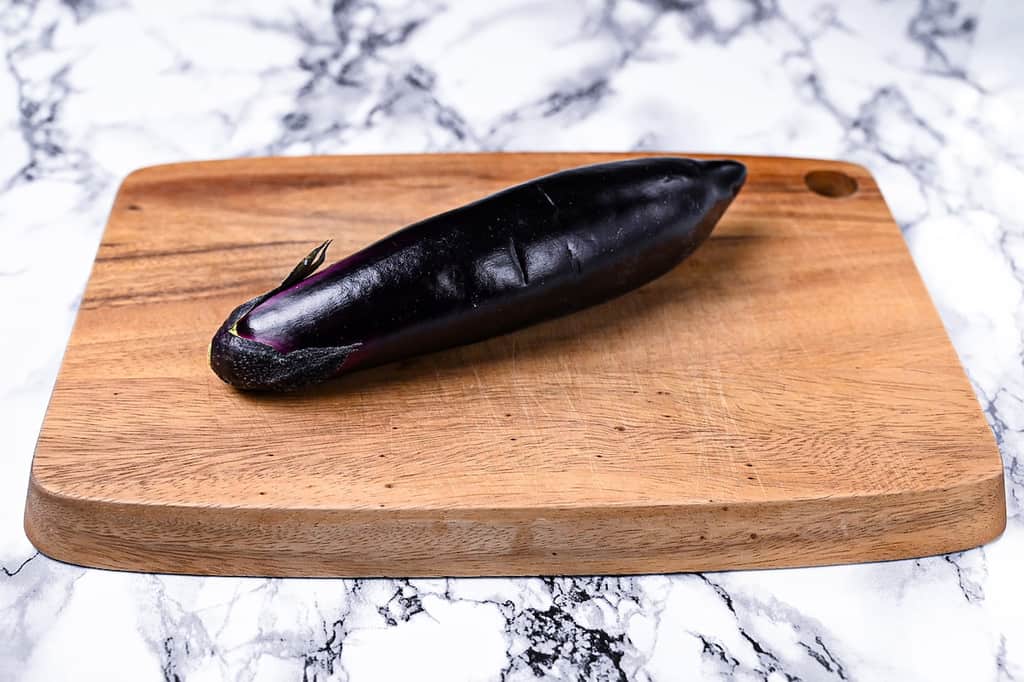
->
[1,0,1022,679]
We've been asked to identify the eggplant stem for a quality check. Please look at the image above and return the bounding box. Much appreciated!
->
[278,240,331,290]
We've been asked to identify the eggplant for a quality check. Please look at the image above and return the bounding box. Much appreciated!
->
[210,157,746,391]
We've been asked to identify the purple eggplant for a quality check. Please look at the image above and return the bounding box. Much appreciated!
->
[210,157,746,391]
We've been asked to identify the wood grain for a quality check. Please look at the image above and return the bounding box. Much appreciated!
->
[25,153,1005,577]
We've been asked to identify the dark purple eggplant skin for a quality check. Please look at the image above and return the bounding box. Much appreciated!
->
[210,157,746,391]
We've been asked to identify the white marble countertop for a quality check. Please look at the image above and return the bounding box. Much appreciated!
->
[2,1,1022,680]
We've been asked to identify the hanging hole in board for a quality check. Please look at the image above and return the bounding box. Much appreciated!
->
[804,170,858,198]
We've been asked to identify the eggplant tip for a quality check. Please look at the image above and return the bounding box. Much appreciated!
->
[701,159,747,197]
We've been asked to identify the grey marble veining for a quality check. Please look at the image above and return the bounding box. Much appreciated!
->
[2,1,1023,680]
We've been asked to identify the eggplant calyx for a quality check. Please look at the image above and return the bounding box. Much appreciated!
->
[209,294,360,391]
[228,240,332,341]
[277,239,331,292]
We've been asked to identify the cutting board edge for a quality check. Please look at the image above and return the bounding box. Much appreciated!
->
[117,151,875,187]
[24,465,1006,577]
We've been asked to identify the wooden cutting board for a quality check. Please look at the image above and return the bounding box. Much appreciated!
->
[25,153,1005,577]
